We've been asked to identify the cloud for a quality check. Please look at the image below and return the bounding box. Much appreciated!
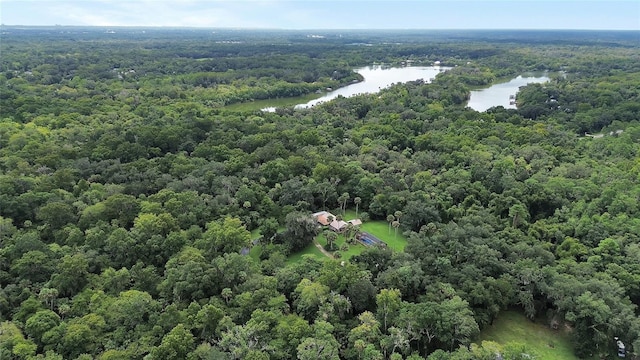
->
[0,0,293,27]
[1,0,638,29]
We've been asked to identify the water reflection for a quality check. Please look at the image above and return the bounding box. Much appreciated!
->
[296,65,446,109]
[467,75,549,112]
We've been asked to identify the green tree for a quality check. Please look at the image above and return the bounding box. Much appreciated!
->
[272,314,312,360]
[0,321,37,359]
[294,279,330,321]
[102,290,160,332]
[376,288,402,332]
[387,215,395,235]
[437,296,480,350]
[36,202,77,232]
[194,304,224,341]
[354,196,362,219]
[218,309,279,359]
[150,324,195,360]
[11,250,54,284]
[281,211,320,252]
[49,253,89,297]
[338,192,350,215]
[392,220,400,240]
[198,217,251,256]
[38,287,58,311]
[325,230,338,251]
[102,193,140,228]
[297,320,340,360]
[259,217,279,244]
[508,203,529,228]
[393,211,403,224]
[159,247,215,303]
[348,311,382,348]
[60,314,105,358]
[25,310,61,348]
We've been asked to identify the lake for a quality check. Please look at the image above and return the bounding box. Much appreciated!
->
[467,75,549,112]
[262,65,447,111]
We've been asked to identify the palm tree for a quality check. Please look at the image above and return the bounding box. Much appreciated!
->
[392,220,400,240]
[394,210,402,223]
[344,223,355,245]
[387,214,395,235]
[221,288,233,304]
[325,230,338,251]
[354,197,362,219]
[338,192,350,215]
[350,224,361,244]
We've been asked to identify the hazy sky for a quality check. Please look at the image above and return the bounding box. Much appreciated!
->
[1,0,639,30]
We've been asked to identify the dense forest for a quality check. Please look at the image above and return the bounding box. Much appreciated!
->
[1,27,639,360]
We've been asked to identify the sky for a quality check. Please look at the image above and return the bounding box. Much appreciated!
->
[1,0,639,30]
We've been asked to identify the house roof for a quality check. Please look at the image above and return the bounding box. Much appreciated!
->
[313,211,336,226]
[313,211,359,231]
[329,219,348,231]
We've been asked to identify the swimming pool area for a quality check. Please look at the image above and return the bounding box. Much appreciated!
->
[358,232,387,247]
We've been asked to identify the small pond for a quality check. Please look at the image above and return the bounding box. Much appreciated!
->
[467,75,550,112]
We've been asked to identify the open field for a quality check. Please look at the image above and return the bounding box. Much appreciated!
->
[477,310,578,360]
[249,225,329,265]
[315,231,364,260]
[360,220,407,252]
[342,209,408,252]
[285,243,327,265]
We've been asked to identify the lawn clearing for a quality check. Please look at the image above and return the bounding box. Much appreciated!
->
[343,209,408,251]
[248,239,328,265]
[316,231,364,260]
[477,310,578,360]
[285,242,327,265]
[248,244,262,262]
[360,220,407,252]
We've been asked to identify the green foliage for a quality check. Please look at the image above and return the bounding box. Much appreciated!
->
[0,321,37,359]
[478,311,577,360]
[281,211,320,252]
[198,217,251,257]
[158,247,216,303]
[0,27,639,359]
[149,324,195,360]
[297,320,341,360]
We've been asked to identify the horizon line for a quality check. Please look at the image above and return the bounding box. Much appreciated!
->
[2,24,639,32]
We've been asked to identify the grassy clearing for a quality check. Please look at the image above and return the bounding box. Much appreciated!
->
[360,220,408,252]
[477,310,578,360]
[248,226,288,262]
[248,246,262,262]
[316,231,365,260]
[342,209,408,252]
[285,243,327,265]
[256,208,409,265]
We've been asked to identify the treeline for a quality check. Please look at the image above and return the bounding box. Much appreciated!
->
[0,29,639,360]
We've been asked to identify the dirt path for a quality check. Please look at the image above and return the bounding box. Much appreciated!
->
[314,240,334,259]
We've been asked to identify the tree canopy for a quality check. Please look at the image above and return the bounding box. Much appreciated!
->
[1,27,639,359]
